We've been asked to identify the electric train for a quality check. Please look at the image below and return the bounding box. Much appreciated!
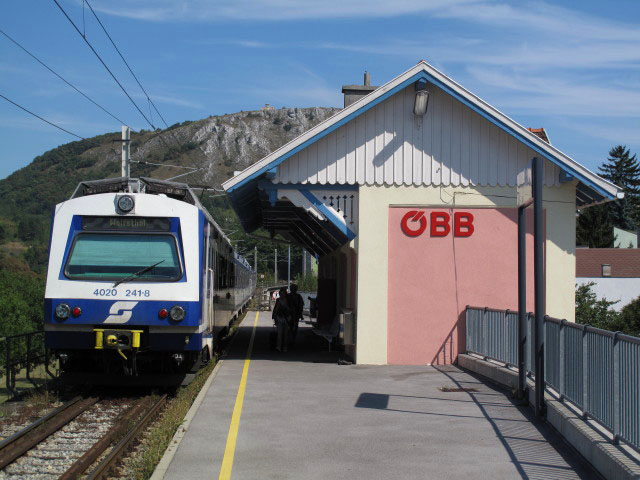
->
[44,177,255,384]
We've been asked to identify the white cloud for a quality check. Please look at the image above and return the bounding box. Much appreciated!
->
[147,94,204,109]
[561,120,640,145]
[88,0,474,22]
[194,39,274,48]
[434,2,640,42]
[467,67,640,117]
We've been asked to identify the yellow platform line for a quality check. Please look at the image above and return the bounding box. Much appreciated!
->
[218,311,259,480]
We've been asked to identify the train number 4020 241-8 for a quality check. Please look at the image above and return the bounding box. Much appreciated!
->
[93,289,151,297]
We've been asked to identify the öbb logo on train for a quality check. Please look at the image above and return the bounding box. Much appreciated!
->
[400,211,474,238]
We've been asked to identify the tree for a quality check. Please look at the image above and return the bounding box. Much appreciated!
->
[598,145,640,230]
[575,282,619,330]
[618,296,640,338]
[576,205,615,248]
[17,217,41,242]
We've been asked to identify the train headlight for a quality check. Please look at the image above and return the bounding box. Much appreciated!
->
[55,303,71,320]
[117,195,134,213]
[169,305,185,322]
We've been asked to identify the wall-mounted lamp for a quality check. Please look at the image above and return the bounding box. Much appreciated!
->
[413,79,429,116]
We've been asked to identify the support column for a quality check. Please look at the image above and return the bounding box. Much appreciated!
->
[533,156,545,417]
[517,205,527,400]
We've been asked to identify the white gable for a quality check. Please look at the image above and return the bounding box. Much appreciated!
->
[275,83,560,188]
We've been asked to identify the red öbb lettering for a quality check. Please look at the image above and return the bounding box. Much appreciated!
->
[454,212,475,237]
[430,212,451,237]
[400,211,427,237]
[401,210,475,237]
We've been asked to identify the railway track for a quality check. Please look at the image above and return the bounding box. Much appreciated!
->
[0,394,166,479]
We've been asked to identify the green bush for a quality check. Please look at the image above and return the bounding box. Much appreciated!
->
[575,282,619,330]
[618,296,640,338]
[294,272,317,292]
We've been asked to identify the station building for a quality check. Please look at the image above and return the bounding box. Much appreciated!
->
[223,61,623,365]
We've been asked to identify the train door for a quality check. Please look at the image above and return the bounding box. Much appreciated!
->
[202,225,210,329]
[209,240,217,333]
[218,249,230,326]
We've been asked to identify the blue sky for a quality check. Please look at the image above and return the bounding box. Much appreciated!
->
[1,0,639,179]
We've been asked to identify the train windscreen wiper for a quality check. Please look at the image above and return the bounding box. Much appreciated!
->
[113,260,164,288]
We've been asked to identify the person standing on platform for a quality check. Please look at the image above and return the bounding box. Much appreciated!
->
[272,287,291,352]
[288,283,304,345]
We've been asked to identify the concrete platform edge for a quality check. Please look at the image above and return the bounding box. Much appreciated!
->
[457,353,640,480]
[150,357,225,480]
[150,312,250,480]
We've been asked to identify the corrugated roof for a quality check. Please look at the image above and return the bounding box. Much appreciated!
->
[576,248,640,278]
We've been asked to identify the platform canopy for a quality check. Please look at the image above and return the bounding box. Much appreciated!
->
[223,61,623,255]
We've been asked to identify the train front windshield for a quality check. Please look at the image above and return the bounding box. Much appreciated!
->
[65,233,182,280]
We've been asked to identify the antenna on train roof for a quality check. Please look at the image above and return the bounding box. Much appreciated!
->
[121,125,131,180]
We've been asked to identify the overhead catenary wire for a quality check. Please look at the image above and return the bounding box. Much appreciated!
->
[2,23,180,161]
[0,29,129,127]
[51,0,157,131]
[81,0,187,157]
[63,0,204,180]
[27,2,199,182]
[84,0,169,129]
[0,93,103,148]
[132,160,198,170]
[0,95,187,171]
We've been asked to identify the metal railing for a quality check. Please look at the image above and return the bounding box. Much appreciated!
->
[465,306,640,451]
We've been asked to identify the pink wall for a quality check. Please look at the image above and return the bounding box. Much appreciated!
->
[387,207,538,365]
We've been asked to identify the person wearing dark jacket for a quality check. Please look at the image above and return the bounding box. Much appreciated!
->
[288,284,304,344]
[272,287,291,352]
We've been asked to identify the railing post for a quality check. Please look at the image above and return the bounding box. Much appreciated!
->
[582,325,589,418]
[613,332,620,444]
[529,313,535,377]
[503,309,508,365]
[483,307,489,359]
[559,319,566,402]
[465,307,469,353]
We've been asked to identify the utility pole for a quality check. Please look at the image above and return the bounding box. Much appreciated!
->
[287,243,291,288]
[121,125,131,178]
[302,250,307,276]
[274,248,277,283]
[254,246,258,273]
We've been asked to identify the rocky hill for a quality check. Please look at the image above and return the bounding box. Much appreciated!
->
[0,106,340,275]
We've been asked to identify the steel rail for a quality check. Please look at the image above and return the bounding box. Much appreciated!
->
[0,396,99,469]
[86,394,167,480]
[60,396,153,480]
[0,396,82,451]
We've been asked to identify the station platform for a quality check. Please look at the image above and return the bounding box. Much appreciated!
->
[156,310,600,480]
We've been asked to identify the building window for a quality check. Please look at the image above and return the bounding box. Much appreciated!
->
[602,264,611,277]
